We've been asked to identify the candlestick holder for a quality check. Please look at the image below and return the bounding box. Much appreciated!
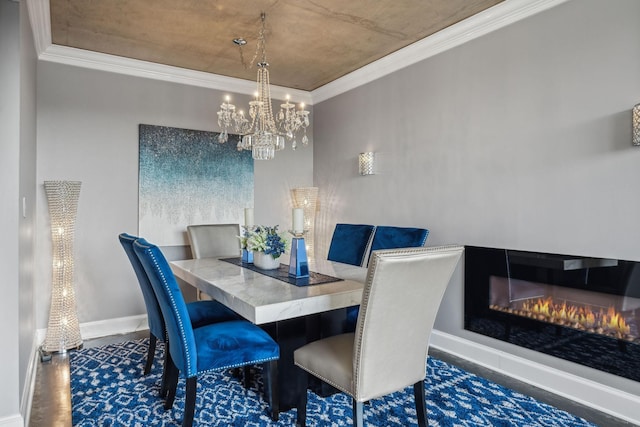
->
[288,230,309,278]
[242,248,253,263]
[241,225,254,263]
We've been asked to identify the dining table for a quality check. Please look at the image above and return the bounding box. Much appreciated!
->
[170,256,368,411]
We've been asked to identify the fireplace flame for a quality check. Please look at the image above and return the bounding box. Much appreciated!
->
[603,307,631,336]
[497,297,634,341]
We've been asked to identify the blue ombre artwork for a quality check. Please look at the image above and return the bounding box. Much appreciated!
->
[138,124,253,245]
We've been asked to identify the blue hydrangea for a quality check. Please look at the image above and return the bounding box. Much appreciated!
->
[245,225,289,258]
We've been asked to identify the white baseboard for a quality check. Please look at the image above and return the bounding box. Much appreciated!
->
[79,314,149,340]
[430,330,640,425]
[20,335,40,427]
[35,314,149,346]
[0,414,23,427]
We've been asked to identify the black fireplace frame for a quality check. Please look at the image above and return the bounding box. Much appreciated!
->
[464,246,640,382]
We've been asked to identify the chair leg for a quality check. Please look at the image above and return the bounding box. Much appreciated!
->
[231,367,241,379]
[243,365,252,389]
[182,377,197,427]
[144,334,156,375]
[414,380,429,427]
[263,361,279,421]
[352,399,364,427]
[295,369,308,427]
[160,341,171,398]
[164,359,179,410]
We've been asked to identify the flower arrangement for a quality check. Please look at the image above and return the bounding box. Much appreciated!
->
[244,225,289,259]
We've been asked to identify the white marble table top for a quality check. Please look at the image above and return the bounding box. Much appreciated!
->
[170,257,368,325]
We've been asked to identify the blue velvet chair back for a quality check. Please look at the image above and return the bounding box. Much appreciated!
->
[327,223,375,266]
[368,226,429,264]
[119,233,165,342]
[134,238,199,378]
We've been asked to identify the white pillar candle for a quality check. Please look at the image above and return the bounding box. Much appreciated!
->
[293,208,304,234]
[244,208,254,227]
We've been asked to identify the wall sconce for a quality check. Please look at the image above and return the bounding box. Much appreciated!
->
[633,104,640,146]
[42,181,83,355]
[359,152,376,175]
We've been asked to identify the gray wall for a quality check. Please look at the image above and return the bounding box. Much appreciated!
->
[35,63,313,328]
[0,1,22,421]
[18,0,38,412]
[313,0,640,395]
[1,0,37,423]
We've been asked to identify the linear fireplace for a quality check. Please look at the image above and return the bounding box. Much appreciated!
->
[465,246,640,382]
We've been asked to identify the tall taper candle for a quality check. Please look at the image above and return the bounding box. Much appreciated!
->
[244,208,254,227]
[293,208,304,234]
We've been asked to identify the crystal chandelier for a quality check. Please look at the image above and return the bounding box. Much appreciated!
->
[217,13,310,160]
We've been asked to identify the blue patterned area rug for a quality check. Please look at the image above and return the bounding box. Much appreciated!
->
[70,338,597,426]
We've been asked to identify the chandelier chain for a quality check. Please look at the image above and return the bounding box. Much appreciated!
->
[238,12,267,71]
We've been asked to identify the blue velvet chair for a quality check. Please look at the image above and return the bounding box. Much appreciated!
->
[133,238,280,427]
[345,226,429,330]
[368,226,429,265]
[118,233,241,396]
[327,223,376,267]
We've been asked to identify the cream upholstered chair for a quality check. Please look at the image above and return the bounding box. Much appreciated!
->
[294,245,464,427]
[345,225,430,331]
[187,224,241,300]
[187,223,241,259]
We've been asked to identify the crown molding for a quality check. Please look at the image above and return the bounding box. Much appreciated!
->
[25,0,50,55]
[38,44,313,105]
[311,0,570,103]
[26,0,569,106]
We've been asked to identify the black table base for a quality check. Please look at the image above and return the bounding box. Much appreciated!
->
[261,307,350,411]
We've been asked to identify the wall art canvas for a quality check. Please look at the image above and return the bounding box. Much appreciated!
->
[139,124,253,246]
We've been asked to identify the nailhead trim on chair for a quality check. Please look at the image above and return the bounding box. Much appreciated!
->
[199,356,279,375]
[147,246,195,376]
[297,365,354,397]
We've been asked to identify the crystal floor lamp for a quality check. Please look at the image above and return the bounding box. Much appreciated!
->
[42,181,83,355]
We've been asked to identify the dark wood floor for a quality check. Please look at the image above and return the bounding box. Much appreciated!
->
[29,331,634,427]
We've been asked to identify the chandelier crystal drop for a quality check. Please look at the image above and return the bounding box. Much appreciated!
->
[216,13,310,160]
